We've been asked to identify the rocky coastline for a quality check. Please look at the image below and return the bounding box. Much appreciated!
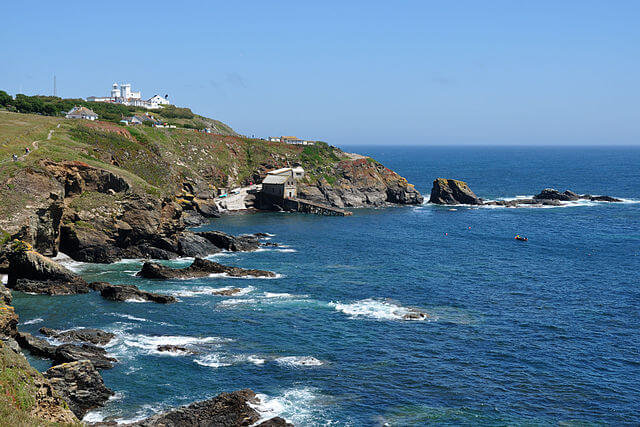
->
[428,178,623,207]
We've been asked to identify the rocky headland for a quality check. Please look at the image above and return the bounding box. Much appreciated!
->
[429,178,623,207]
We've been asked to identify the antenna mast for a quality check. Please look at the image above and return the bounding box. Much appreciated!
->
[53,74,57,97]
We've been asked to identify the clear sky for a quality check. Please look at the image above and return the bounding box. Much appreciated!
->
[1,1,638,145]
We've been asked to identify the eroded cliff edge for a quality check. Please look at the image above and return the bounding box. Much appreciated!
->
[0,112,421,263]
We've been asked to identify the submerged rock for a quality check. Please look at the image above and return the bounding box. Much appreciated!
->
[429,178,482,205]
[213,288,242,296]
[39,327,115,345]
[44,360,114,419]
[138,258,275,280]
[196,231,260,252]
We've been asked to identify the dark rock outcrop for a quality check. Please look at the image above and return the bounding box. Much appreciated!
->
[39,327,115,345]
[6,242,90,295]
[533,188,580,201]
[258,417,294,427]
[138,258,276,280]
[98,283,177,304]
[177,232,221,258]
[132,389,263,427]
[15,332,57,358]
[429,178,482,205]
[196,231,260,252]
[44,360,114,419]
[53,343,117,369]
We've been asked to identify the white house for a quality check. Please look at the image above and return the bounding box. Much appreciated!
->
[148,94,170,106]
[65,106,98,120]
[266,167,304,180]
[267,136,281,142]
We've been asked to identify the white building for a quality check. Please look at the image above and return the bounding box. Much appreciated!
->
[65,106,98,120]
[86,83,169,109]
[266,167,305,180]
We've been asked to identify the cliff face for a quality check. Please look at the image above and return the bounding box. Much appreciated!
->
[299,158,423,208]
[0,111,422,262]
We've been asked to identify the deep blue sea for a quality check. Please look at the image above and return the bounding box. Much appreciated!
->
[11,146,640,425]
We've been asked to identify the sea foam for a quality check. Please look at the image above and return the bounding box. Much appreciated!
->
[329,298,431,321]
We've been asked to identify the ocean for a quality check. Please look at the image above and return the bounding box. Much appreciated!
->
[12,146,640,425]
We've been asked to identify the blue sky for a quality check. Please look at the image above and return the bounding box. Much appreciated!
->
[1,1,638,145]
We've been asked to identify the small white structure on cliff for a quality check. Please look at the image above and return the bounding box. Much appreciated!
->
[65,106,98,120]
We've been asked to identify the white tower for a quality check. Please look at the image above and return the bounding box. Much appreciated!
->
[120,83,132,99]
[111,83,119,99]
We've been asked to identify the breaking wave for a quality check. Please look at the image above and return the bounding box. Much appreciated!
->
[329,298,432,321]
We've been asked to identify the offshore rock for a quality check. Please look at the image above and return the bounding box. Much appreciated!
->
[138,258,276,280]
[213,288,242,296]
[53,343,117,369]
[40,327,115,345]
[429,178,482,205]
[98,283,178,304]
[533,188,580,201]
[7,242,90,294]
[44,360,114,419]
[196,231,260,252]
[133,389,262,427]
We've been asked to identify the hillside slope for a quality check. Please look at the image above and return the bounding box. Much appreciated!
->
[0,110,421,263]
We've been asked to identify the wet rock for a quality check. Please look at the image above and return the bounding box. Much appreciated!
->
[6,242,90,295]
[53,343,117,369]
[44,360,114,419]
[258,417,294,427]
[39,327,115,345]
[261,242,279,247]
[99,283,177,304]
[429,178,482,205]
[196,231,260,252]
[138,258,275,280]
[533,188,579,201]
[587,195,623,202]
[213,288,242,296]
[157,345,196,354]
[132,389,262,427]
[177,232,221,258]
[194,198,221,218]
[402,310,430,321]
[15,332,57,358]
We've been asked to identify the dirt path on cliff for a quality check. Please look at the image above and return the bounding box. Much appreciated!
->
[3,123,58,164]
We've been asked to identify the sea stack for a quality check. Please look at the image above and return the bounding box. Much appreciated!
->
[429,178,482,205]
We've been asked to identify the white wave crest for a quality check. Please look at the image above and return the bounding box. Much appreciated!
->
[169,285,254,298]
[329,298,431,321]
[22,317,44,325]
[275,356,323,367]
[250,388,326,426]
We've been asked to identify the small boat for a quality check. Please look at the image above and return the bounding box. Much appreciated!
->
[515,235,528,241]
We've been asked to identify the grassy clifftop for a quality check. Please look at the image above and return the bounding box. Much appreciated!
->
[0,109,353,219]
